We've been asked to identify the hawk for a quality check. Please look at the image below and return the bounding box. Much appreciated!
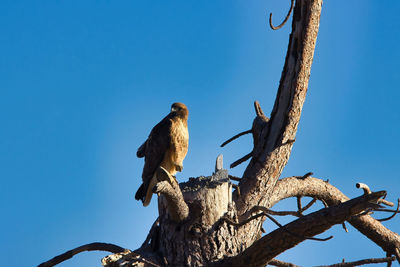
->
[135,102,189,206]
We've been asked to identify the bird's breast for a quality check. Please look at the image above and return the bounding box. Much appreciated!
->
[171,119,189,145]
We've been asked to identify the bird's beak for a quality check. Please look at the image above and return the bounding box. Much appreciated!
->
[171,107,176,112]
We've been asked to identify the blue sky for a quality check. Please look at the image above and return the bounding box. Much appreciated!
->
[1,1,399,266]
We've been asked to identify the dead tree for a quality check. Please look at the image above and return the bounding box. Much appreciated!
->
[38,0,400,266]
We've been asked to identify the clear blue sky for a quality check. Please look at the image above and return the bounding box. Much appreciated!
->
[1,1,399,266]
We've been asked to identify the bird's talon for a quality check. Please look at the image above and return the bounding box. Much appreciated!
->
[175,164,183,172]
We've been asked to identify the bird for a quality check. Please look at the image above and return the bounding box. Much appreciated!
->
[135,102,189,206]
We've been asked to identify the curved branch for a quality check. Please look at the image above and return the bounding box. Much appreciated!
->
[37,242,126,267]
[269,0,295,30]
[153,167,189,222]
[154,181,189,223]
[269,176,400,262]
[378,199,400,222]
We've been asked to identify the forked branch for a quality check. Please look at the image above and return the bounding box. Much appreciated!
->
[269,176,400,263]
[216,191,387,267]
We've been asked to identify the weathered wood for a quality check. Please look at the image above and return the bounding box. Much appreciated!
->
[271,177,400,260]
[233,0,323,249]
[153,167,189,223]
[216,191,386,267]
[156,170,240,267]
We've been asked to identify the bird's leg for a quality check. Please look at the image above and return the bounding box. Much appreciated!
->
[157,167,178,187]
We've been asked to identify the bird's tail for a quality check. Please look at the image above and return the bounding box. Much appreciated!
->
[135,173,157,207]
[142,174,157,207]
[135,183,145,201]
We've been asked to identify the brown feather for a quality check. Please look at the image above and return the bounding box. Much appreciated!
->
[135,103,189,206]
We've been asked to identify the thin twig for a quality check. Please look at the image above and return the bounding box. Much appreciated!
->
[228,175,241,182]
[223,211,332,242]
[247,202,318,218]
[223,212,265,227]
[261,209,299,217]
[321,199,329,208]
[296,196,302,215]
[263,213,333,241]
[141,217,159,248]
[315,256,396,267]
[278,139,296,148]
[378,198,400,222]
[375,208,400,213]
[341,222,348,233]
[230,152,252,168]
[37,242,126,267]
[298,172,313,180]
[221,129,252,147]
[301,198,317,212]
[380,199,395,207]
[269,0,295,30]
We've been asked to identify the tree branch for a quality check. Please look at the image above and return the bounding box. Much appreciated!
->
[236,0,323,217]
[315,256,396,267]
[220,130,252,147]
[217,191,386,267]
[152,167,189,223]
[37,242,126,267]
[269,176,400,262]
[154,179,189,223]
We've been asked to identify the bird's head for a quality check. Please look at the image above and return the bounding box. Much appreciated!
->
[171,102,188,119]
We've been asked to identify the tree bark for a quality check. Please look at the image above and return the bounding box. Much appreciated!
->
[270,177,400,258]
[234,0,323,248]
[216,191,386,267]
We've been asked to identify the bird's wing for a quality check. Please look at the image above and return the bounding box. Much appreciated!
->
[141,115,172,182]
